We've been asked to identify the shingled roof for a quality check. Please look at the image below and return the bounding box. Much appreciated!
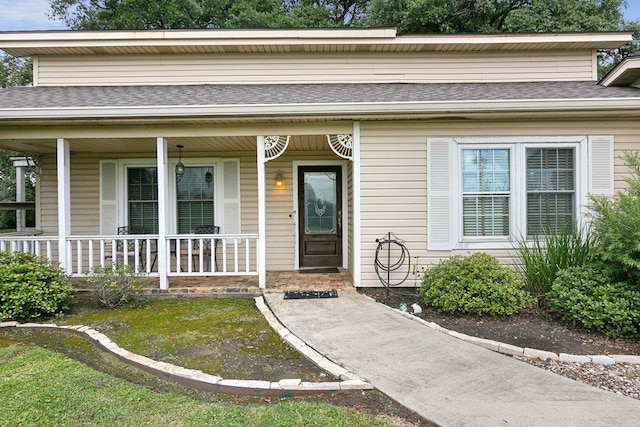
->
[1,82,639,110]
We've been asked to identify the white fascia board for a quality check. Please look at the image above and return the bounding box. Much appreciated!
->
[1,98,640,120]
[600,56,640,87]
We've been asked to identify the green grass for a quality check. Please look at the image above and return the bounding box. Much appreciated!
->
[57,298,300,377]
[0,344,388,427]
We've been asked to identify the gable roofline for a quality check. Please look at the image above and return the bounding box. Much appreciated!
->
[600,56,640,88]
[0,28,632,57]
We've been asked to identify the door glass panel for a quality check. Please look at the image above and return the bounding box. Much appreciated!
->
[304,171,337,235]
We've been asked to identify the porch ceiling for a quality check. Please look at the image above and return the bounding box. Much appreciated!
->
[0,134,331,155]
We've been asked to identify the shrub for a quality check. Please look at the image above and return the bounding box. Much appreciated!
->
[85,265,148,308]
[515,223,598,307]
[419,252,534,316]
[0,251,73,321]
[549,266,640,338]
[588,151,640,287]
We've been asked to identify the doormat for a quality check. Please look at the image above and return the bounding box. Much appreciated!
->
[284,290,339,299]
[297,268,340,274]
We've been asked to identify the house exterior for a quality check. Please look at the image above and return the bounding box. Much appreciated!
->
[1,28,639,290]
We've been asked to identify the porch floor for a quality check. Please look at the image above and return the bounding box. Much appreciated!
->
[130,270,354,296]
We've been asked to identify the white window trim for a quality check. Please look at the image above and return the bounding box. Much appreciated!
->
[457,143,515,244]
[451,136,587,250]
[118,157,225,234]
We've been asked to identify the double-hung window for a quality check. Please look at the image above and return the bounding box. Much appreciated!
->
[461,148,511,238]
[176,166,215,233]
[127,167,159,233]
[101,158,240,236]
[526,148,575,236]
[426,136,610,250]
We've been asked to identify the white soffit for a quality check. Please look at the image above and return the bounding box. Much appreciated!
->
[0,29,632,57]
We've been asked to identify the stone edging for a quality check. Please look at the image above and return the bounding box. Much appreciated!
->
[0,299,372,396]
[254,296,373,389]
[362,295,640,366]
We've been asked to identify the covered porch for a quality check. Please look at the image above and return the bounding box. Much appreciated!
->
[0,122,361,290]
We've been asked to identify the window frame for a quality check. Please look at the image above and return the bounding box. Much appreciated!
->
[118,157,225,234]
[451,136,587,250]
[458,144,515,243]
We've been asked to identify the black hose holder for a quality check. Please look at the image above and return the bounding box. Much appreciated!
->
[374,232,411,293]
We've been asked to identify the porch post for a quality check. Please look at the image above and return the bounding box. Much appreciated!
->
[13,158,26,231]
[157,137,169,290]
[56,138,71,273]
[257,136,267,288]
[352,122,361,287]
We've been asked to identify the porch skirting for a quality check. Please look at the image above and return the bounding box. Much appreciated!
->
[71,270,354,296]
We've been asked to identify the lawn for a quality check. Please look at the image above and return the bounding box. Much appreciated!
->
[0,343,388,427]
[53,297,322,381]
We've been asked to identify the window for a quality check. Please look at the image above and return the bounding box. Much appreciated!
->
[462,149,510,237]
[177,166,215,233]
[127,167,158,233]
[426,136,599,250]
[101,158,240,236]
[526,148,575,235]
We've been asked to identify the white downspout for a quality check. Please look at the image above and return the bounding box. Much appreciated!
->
[352,122,361,287]
[157,137,169,290]
[257,136,267,288]
[56,138,71,274]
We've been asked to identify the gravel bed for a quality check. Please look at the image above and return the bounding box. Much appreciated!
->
[516,357,640,400]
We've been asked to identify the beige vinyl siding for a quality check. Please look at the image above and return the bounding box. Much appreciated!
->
[39,155,58,235]
[35,50,594,86]
[357,118,640,287]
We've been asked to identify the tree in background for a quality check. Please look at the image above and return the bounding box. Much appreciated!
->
[47,0,369,29]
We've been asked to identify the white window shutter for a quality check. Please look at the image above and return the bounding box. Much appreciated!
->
[427,138,453,250]
[99,160,119,234]
[588,136,614,196]
[222,159,241,234]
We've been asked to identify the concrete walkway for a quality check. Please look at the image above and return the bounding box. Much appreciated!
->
[264,291,640,427]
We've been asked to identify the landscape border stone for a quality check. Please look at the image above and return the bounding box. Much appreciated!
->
[0,298,373,396]
[360,294,640,365]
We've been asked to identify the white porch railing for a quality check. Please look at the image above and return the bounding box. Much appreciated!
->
[0,235,57,259]
[0,233,259,279]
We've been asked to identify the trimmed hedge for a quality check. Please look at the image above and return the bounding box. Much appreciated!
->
[419,252,534,316]
[549,266,640,338]
[0,251,73,321]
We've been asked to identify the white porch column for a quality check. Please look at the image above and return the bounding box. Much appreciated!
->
[352,122,361,287]
[157,137,169,290]
[12,158,27,231]
[57,138,71,273]
[257,136,267,288]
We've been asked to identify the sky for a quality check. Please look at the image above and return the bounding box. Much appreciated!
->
[0,0,640,31]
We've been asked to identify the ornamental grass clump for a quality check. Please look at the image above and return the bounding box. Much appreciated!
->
[86,265,148,308]
[515,223,598,307]
[0,251,73,321]
[419,252,534,316]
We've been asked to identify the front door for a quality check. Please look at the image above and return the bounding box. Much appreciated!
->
[298,166,342,268]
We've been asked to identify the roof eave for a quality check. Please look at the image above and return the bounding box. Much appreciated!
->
[1,98,640,120]
[0,30,632,57]
[600,56,640,87]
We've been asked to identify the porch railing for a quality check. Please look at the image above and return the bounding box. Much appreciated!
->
[0,233,259,278]
[0,235,57,259]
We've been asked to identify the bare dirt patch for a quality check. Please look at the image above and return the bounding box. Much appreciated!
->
[361,288,640,356]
